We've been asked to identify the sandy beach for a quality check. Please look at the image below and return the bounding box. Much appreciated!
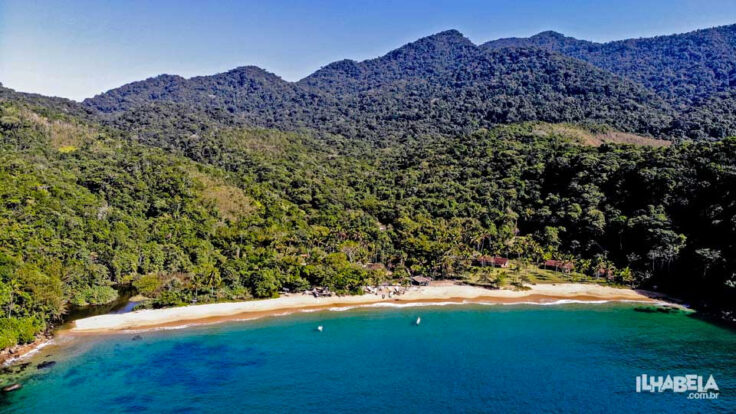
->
[67,283,676,334]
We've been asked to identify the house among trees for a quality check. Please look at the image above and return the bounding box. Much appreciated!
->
[543,259,573,273]
[475,256,510,268]
[364,262,391,274]
[596,267,615,280]
[411,276,431,286]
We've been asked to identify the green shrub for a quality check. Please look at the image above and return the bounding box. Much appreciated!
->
[0,329,16,350]
[70,285,119,306]
[133,273,163,296]
[0,316,45,348]
[15,316,43,343]
[153,290,186,308]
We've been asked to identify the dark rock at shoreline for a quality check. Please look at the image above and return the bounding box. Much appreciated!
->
[2,383,21,392]
[14,362,31,374]
[37,361,56,370]
[132,335,143,341]
[634,305,679,314]
[1,362,30,375]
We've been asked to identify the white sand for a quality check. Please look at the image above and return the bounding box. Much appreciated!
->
[68,283,666,333]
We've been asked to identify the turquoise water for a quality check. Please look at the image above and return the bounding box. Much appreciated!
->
[2,303,735,413]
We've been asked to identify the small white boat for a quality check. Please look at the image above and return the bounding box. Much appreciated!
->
[415,317,421,326]
[317,325,323,332]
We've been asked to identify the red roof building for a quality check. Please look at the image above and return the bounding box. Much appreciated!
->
[475,256,510,268]
[543,260,573,273]
[596,267,615,280]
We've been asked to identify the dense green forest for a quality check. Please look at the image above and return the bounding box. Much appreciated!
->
[483,24,736,139]
[84,42,674,144]
[1,97,735,348]
[84,26,736,142]
[483,25,736,107]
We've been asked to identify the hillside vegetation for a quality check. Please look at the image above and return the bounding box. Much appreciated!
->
[483,24,736,139]
[83,26,736,141]
[483,25,736,106]
[1,97,736,347]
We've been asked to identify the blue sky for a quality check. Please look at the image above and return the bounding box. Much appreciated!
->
[2,0,736,101]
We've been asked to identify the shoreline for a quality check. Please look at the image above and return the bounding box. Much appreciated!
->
[0,334,53,366]
[66,283,682,335]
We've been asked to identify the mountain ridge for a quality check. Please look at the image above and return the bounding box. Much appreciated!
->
[482,23,736,107]
[83,29,684,143]
[7,23,734,142]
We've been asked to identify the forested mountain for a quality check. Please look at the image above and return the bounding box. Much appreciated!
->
[483,25,736,108]
[93,47,673,145]
[83,31,676,143]
[2,25,736,348]
[295,31,673,140]
[0,83,95,120]
[84,26,736,142]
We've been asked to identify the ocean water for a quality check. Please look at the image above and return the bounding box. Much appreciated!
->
[1,303,735,413]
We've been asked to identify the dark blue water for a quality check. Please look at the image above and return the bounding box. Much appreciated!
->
[2,303,735,413]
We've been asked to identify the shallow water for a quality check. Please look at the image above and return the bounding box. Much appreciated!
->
[2,303,735,413]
